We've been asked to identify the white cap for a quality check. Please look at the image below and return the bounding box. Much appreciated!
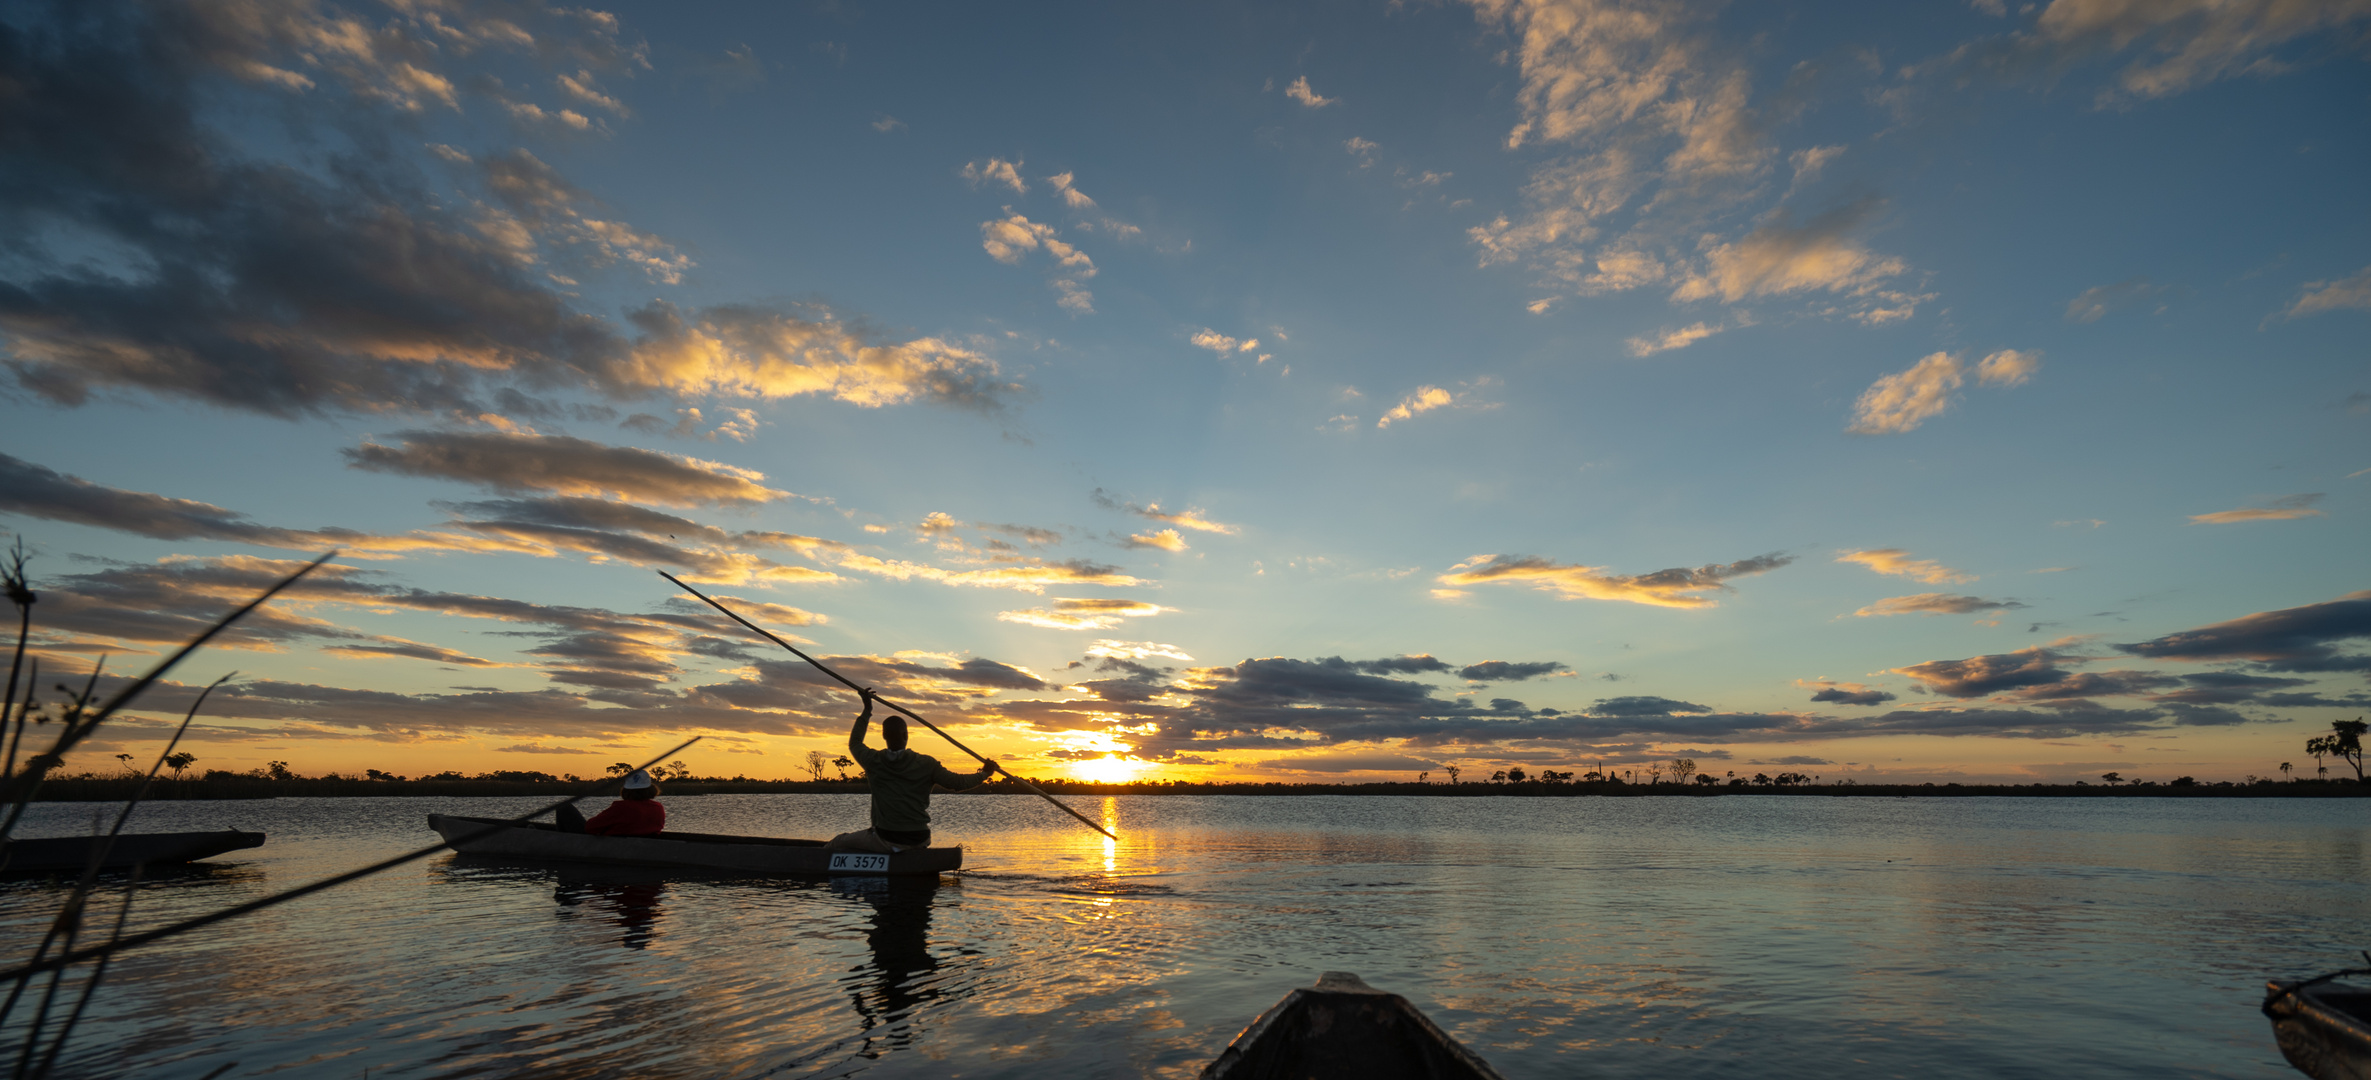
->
[623,768,654,789]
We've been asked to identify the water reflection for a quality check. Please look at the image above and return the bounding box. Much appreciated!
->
[554,874,668,951]
[837,877,946,1059]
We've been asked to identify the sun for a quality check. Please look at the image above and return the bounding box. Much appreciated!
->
[1071,755,1143,783]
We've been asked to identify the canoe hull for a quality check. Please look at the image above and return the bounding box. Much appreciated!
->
[427,814,960,877]
[1,830,265,873]
[2267,979,2371,1080]
[1202,972,1506,1080]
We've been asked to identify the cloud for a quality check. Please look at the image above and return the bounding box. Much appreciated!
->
[1803,680,1896,706]
[1458,660,1569,682]
[1853,593,2029,617]
[961,157,1027,194]
[1378,386,1454,428]
[1190,329,1260,355]
[1257,754,1445,774]
[1836,548,1976,585]
[2286,267,2371,317]
[0,451,527,558]
[1671,203,1909,305]
[1124,529,1189,552]
[0,7,1007,419]
[325,641,504,667]
[2188,493,2325,524]
[1045,172,1096,209]
[1438,551,1791,609]
[997,598,1165,631]
[343,431,786,506]
[1626,322,1722,357]
[1344,137,1379,166]
[978,213,1096,313]
[831,555,1140,594]
[2115,590,2371,674]
[1285,76,1335,107]
[2065,278,2166,322]
[1586,696,1712,717]
[872,115,904,132]
[431,496,846,586]
[2030,0,2371,101]
[1975,349,2040,387]
[1893,646,2077,698]
[1848,352,1962,434]
[1091,490,1241,535]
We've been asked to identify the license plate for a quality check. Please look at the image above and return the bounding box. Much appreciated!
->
[829,852,890,873]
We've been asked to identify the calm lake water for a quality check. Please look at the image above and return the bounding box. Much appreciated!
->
[0,794,2362,1078]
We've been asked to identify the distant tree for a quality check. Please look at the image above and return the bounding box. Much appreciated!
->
[1694,773,1717,787]
[266,761,294,781]
[1506,767,1528,783]
[806,750,830,782]
[1727,776,1747,787]
[164,751,196,779]
[2169,776,2196,787]
[2101,772,2122,786]
[425,770,466,781]
[2307,718,2365,783]
[1489,769,1508,783]
[1670,758,1697,785]
[1580,769,1602,782]
[658,761,692,781]
[1416,771,1429,784]
[1444,765,1460,785]
[1773,772,1810,787]
[1645,762,1663,784]
[832,755,854,781]
[605,762,634,778]
[364,769,404,782]
[2280,762,2295,782]
[1540,770,1572,783]
[1752,772,1772,786]
[114,752,136,775]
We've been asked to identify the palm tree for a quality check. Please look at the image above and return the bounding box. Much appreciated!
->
[2280,762,2294,782]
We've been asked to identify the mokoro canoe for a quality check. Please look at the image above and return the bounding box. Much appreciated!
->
[1201,971,1507,1080]
[2266,969,2371,1080]
[0,830,265,873]
[427,814,962,877]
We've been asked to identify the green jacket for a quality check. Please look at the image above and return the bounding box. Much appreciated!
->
[851,744,991,831]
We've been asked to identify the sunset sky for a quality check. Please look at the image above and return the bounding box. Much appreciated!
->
[1,0,2365,786]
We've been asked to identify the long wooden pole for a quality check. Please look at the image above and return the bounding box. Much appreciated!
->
[658,571,1116,840]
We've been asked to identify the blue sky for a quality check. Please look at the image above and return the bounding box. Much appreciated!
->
[1,0,2365,784]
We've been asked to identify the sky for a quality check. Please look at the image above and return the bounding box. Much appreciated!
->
[0,0,2366,787]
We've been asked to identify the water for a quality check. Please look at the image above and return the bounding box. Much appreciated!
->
[0,794,2362,1078]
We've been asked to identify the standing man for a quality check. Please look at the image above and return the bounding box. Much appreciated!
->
[826,687,997,852]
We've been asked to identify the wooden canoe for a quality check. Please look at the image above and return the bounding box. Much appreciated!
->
[2266,971,2371,1080]
[0,830,265,874]
[1201,972,1507,1080]
[427,814,961,877]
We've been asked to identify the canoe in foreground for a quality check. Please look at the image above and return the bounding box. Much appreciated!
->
[1202,971,1506,1080]
[2266,972,2371,1080]
[1,830,266,874]
[427,814,961,877]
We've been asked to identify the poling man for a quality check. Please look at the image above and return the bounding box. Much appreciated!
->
[826,687,996,852]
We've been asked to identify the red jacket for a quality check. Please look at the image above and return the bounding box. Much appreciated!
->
[584,798,665,836]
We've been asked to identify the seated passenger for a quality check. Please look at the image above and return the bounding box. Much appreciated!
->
[557,768,666,836]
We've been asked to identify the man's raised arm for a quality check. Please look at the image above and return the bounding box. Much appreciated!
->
[848,687,875,757]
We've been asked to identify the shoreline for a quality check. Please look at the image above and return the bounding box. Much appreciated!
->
[22,776,2368,802]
